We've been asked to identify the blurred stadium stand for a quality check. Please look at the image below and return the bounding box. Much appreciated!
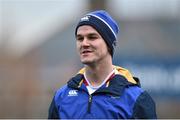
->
[0,0,180,118]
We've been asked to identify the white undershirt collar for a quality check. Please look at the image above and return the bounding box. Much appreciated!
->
[84,69,115,94]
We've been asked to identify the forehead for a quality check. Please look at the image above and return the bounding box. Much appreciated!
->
[76,25,99,35]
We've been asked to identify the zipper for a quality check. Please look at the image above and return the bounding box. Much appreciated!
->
[87,94,92,113]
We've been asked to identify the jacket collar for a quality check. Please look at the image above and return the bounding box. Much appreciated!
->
[77,66,138,84]
[67,72,141,97]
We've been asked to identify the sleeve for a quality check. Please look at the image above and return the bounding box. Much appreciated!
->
[48,96,60,119]
[132,91,157,119]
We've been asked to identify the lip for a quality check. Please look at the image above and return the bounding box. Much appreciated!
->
[81,49,92,53]
[80,50,93,55]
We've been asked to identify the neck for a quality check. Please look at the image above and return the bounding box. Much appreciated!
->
[84,57,114,87]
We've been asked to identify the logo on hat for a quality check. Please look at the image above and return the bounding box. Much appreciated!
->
[80,16,90,22]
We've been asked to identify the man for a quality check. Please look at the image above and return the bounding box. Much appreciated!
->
[48,10,157,119]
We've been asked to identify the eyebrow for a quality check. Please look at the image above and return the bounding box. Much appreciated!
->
[88,33,99,36]
[76,32,99,37]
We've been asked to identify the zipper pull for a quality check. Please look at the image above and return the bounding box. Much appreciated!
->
[88,95,92,113]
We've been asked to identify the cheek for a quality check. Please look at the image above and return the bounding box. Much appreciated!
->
[76,42,80,50]
[98,43,108,53]
[76,45,81,56]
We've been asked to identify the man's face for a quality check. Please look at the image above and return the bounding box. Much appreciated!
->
[76,25,110,65]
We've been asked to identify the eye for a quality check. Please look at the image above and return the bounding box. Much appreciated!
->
[76,36,84,42]
[88,35,98,41]
[89,36,97,39]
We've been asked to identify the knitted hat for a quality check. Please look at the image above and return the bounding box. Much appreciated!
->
[75,10,119,56]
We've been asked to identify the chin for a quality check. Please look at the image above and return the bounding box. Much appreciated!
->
[81,59,94,65]
[81,60,92,65]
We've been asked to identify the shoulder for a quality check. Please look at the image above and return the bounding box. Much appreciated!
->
[54,84,69,101]
[56,84,68,93]
[124,85,144,98]
[134,91,156,108]
[132,91,157,119]
[113,66,144,98]
[121,86,157,119]
[121,85,144,105]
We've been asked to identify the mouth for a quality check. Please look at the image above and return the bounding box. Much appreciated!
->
[81,50,93,55]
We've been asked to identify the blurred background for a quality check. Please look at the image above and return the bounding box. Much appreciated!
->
[0,0,180,118]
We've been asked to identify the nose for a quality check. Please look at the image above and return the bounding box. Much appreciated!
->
[81,38,90,47]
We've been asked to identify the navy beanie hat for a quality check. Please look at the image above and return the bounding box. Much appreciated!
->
[75,10,119,56]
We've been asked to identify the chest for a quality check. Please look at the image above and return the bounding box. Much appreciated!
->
[57,91,135,119]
